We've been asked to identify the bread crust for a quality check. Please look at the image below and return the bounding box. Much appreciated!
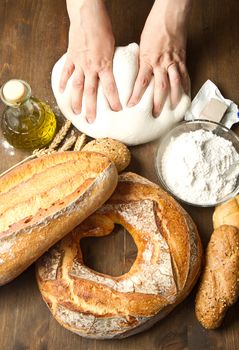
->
[195,225,239,329]
[82,138,131,172]
[36,172,202,339]
[0,151,118,285]
[213,195,239,229]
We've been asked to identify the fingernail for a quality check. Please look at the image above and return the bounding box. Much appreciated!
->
[73,108,81,115]
[113,104,122,112]
[127,101,135,108]
[87,116,94,124]
[153,110,158,118]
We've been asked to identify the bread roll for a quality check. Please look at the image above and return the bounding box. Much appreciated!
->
[82,138,131,172]
[0,151,117,286]
[213,195,239,229]
[37,172,202,339]
[195,225,239,329]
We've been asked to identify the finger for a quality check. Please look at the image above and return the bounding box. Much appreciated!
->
[178,62,191,96]
[84,73,98,123]
[153,69,169,117]
[127,63,152,107]
[71,69,84,115]
[99,68,122,111]
[167,63,183,109]
[59,59,74,92]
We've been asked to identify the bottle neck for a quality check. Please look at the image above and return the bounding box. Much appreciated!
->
[0,80,36,117]
[15,98,35,115]
[0,80,32,108]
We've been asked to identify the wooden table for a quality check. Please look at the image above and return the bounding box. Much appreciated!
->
[0,0,239,349]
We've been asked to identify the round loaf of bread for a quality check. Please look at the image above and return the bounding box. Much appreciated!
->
[0,151,118,286]
[36,172,202,339]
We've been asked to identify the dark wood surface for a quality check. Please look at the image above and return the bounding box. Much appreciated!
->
[0,0,239,349]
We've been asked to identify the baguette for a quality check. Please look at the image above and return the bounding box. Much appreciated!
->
[195,225,239,329]
[0,151,118,286]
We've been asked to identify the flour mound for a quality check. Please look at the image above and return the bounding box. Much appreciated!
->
[51,43,190,146]
[161,129,239,204]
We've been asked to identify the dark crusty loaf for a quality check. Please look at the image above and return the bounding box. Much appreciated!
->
[0,151,118,286]
[36,172,202,339]
[195,225,239,329]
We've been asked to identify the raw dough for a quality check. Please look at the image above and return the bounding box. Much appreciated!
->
[51,43,191,146]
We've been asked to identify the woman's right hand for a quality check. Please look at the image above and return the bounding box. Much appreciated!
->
[60,0,122,123]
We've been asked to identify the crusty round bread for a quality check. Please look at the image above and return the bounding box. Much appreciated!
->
[82,138,131,172]
[0,151,118,286]
[213,195,239,229]
[36,172,202,339]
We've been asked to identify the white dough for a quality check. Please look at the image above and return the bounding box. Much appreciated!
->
[51,43,191,146]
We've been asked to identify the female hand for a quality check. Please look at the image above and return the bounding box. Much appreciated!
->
[128,0,191,117]
[60,0,122,123]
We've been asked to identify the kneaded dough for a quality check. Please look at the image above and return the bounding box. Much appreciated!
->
[51,43,191,146]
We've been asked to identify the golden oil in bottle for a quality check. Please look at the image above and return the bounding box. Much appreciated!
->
[0,79,57,150]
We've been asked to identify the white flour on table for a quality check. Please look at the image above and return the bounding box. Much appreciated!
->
[161,129,239,204]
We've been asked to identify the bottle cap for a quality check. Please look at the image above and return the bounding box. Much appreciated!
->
[2,80,26,104]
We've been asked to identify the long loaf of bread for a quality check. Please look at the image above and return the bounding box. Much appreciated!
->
[0,151,118,286]
[195,225,239,329]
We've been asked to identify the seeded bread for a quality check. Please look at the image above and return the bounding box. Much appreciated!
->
[195,225,239,329]
[82,138,131,172]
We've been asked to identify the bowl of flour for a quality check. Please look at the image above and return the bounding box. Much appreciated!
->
[156,120,239,207]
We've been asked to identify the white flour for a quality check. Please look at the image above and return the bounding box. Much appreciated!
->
[161,129,239,204]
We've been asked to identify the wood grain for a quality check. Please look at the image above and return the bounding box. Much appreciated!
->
[0,0,239,349]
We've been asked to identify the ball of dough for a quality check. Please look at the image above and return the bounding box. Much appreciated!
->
[51,43,191,146]
[82,138,131,172]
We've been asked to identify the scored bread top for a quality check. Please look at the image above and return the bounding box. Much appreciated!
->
[0,151,116,237]
[0,151,118,287]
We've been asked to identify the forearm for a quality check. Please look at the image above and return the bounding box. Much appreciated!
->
[150,0,191,37]
[66,0,106,26]
[154,0,191,22]
[66,0,113,52]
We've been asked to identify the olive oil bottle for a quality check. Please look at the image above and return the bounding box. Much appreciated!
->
[0,79,57,150]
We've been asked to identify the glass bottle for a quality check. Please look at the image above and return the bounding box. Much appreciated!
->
[0,79,57,150]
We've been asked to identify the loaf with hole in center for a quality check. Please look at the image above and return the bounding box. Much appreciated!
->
[36,172,202,339]
[0,151,118,286]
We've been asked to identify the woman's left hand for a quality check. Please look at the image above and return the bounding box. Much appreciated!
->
[128,0,191,117]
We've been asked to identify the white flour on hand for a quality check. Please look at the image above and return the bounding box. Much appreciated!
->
[161,129,239,204]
